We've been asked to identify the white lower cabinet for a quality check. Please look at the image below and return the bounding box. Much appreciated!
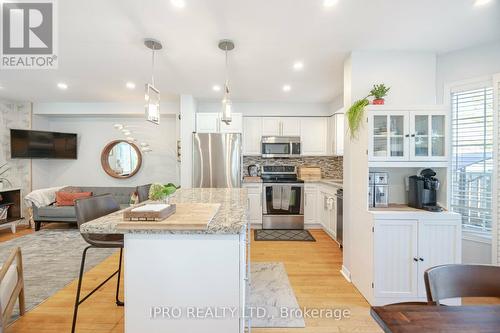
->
[304,184,318,225]
[243,183,262,226]
[373,216,461,304]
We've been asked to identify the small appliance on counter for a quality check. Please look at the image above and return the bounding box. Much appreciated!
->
[368,173,374,208]
[369,172,389,208]
[408,168,443,212]
[248,164,260,177]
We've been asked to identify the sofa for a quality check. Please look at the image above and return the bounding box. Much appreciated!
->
[31,186,137,231]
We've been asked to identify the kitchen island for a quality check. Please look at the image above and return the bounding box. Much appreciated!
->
[80,188,250,333]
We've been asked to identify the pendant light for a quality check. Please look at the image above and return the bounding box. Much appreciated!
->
[218,39,235,124]
[144,39,162,125]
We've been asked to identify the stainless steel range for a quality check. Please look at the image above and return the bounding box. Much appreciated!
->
[261,165,304,230]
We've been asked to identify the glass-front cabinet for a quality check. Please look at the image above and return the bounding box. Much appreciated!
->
[369,112,409,161]
[368,109,448,162]
[410,111,447,161]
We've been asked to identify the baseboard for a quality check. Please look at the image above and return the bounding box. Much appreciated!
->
[341,265,351,283]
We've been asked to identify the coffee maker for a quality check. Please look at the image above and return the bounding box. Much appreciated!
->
[408,168,443,212]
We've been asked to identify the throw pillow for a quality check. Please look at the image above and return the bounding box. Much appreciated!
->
[55,191,92,206]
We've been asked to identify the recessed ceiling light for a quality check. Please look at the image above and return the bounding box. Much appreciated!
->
[170,0,186,8]
[212,85,221,92]
[57,82,68,90]
[283,85,291,92]
[474,0,492,6]
[293,61,304,71]
[323,0,339,7]
[126,82,136,89]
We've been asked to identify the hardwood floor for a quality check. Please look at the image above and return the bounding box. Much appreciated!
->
[3,228,381,333]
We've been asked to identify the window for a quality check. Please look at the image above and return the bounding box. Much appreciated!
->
[451,87,493,233]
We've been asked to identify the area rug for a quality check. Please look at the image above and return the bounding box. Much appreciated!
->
[249,262,305,328]
[254,229,316,241]
[0,229,116,317]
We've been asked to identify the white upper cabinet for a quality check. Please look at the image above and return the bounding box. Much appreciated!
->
[243,117,262,155]
[196,113,242,133]
[196,113,219,133]
[261,117,301,137]
[261,117,281,136]
[300,117,328,155]
[220,113,243,133]
[328,113,345,156]
[281,118,301,136]
[409,111,448,161]
[368,107,448,163]
[369,111,409,161]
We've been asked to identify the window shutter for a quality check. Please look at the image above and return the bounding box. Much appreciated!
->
[450,87,493,233]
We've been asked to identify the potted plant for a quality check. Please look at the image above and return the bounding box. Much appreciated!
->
[148,183,179,204]
[347,83,391,139]
[370,84,390,105]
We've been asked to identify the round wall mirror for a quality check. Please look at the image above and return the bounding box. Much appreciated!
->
[101,140,142,179]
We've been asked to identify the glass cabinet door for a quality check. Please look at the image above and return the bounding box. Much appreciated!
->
[410,112,447,160]
[431,115,446,157]
[370,114,407,160]
[414,115,429,157]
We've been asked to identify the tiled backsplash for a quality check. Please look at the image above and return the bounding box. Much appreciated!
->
[243,156,343,179]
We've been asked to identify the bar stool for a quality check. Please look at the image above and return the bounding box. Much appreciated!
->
[71,194,124,333]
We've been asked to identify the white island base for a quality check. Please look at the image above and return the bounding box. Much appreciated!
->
[124,233,248,333]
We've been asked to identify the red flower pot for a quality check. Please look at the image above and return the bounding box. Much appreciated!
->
[373,98,385,105]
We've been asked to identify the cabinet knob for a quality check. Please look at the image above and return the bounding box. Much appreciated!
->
[413,258,418,262]
[411,134,416,137]
[405,134,410,138]
[419,258,424,262]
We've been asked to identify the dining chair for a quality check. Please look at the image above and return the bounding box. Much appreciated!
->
[136,183,152,203]
[72,194,124,333]
[424,264,500,305]
[0,247,25,332]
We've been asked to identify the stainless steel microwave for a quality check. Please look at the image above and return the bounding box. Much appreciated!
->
[261,136,301,158]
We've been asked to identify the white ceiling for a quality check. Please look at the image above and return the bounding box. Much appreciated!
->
[0,0,499,103]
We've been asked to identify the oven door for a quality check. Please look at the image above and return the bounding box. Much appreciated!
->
[262,183,304,229]
[261,142,292,158]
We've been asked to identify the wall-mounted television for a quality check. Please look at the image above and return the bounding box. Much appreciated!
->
[10,129,77,159]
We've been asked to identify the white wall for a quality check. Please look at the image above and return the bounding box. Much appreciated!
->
[31,103,179,189]
[197,101,331,116]
[350,51,437,104]
[179,95,196,188]
[435,41,500,265]
[33,101,179,116]
[462,238,492,264]
[436,41,500,103]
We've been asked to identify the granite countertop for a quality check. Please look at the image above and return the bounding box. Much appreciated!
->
[80,188,248,235]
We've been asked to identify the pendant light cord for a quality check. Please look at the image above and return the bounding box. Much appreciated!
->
[151,48,156,87]
[224,45,229,94]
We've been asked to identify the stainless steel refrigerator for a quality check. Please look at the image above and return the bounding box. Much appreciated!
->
[192,133,242,188]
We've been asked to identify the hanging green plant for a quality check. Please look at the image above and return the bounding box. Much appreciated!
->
[347,97,370,139]
[347,83,391,138]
